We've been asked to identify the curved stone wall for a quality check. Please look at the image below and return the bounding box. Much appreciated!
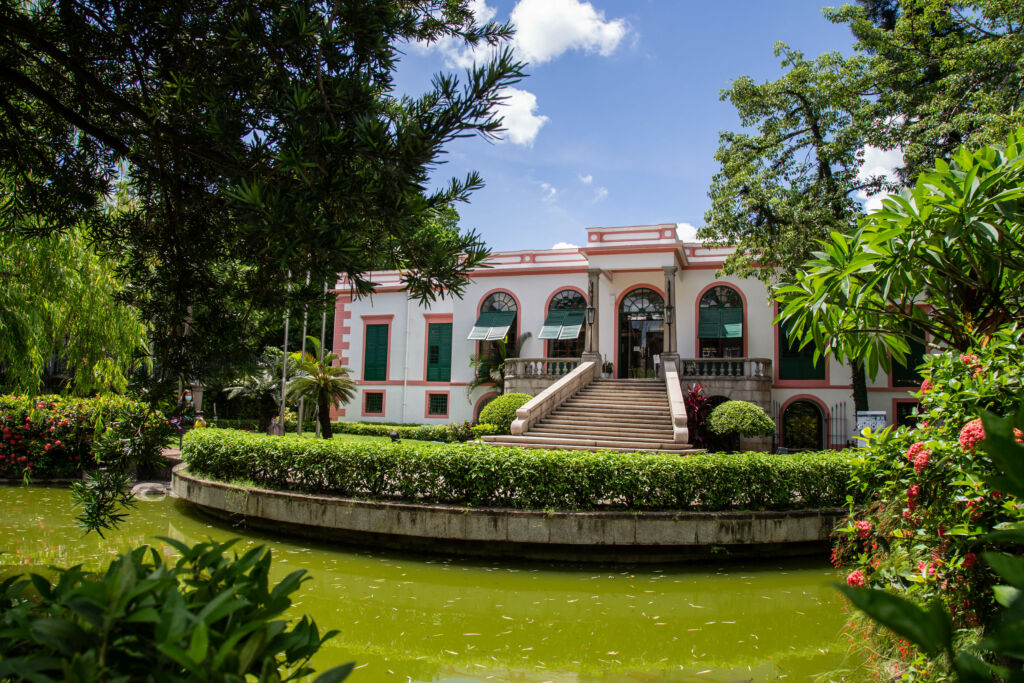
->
[172,464,844,563]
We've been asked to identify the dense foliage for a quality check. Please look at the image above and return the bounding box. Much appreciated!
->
[0,394,170,480]
[477,392,532,434]
[683,384,713,449]
[832,330,1024,678]
[211,419,495,442]
[0,0,522,383]
[0,538,350,682]
[182,428,854,511]
[0,226,147,395]
[706,400,776,438]
[778,130,1024,378]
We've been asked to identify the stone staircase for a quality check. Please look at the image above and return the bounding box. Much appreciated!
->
[483,378,697,454]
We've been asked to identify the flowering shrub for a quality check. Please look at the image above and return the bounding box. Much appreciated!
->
[832,328,1024,677]
[0,394,172,479]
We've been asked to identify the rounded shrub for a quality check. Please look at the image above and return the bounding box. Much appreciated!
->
[706,400,775,437]
[477,392,532,434]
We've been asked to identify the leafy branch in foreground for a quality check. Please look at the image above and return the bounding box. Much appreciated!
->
[0,538,352,682]
[776,128,1024,379]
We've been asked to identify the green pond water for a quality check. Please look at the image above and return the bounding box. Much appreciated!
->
[1,486,866,682]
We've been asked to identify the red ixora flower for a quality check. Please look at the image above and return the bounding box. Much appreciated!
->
[855,520,873,538]
[846,570,866,587]
[917,560,938,577]
[907,484,921,511]
[914,448,932,474]
[959,352,979,366]
[959,419,986,453]
[907,441,928,463]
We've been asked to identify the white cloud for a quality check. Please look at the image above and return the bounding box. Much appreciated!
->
[412,0,498,69]
[468,0,497,25]
[578,173,593,185]
[510,0,628,65]
[592,187,608,203]
[551,241,580,249]
[494,87,548,146]
[856,145,904,213]
[676,222,698,241]
[540,182,558,204]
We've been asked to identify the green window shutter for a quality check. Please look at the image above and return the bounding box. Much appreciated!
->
[364,324,388,381]
[778,321,825,380]
[538,310,567,339]
[697,307,722,338]
[426,323,452,382]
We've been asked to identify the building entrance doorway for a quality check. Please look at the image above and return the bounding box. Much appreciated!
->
[618,288,665,378]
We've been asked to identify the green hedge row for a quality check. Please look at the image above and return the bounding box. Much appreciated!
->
[182,428,855,511]
[212,419,496,442]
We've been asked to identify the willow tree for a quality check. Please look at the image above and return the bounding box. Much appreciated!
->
[0,226,147,394]
[0,0,523,389]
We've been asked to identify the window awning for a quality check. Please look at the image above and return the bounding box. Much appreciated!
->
[467,310,516,340]
[538,309,585,340]
[558,310,586,340]
[538,310,567,339]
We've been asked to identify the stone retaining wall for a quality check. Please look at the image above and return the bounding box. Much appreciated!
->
[171,463,844,563]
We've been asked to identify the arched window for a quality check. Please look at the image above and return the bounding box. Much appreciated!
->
[544,289,586,358]
[618,287,665,378]
[475,291,519,356]
[781,400,825,451]
[698,285,743,358]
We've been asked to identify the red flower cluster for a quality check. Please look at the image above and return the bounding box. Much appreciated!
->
[959,419,986,453]
[906,441,928,463]
[846,570,866,587]
[913,448,931,474]
[907,484,921,511]
[855,520,873,538]
[920,378,934,393]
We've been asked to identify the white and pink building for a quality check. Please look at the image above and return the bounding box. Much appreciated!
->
[331,224,923,450]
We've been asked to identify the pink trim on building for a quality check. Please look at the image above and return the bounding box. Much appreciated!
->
[360,314,394,382]
[361,389,386,418]
[425,391,451,419]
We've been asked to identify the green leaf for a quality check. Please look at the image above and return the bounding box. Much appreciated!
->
[983,552,1024,589]
[835,585,952,655]
[313,663,355,683]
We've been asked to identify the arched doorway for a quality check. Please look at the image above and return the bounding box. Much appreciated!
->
[618,288,664,378]
[781,400,825,451]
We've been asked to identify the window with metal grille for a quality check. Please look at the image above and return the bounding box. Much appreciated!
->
[427,393,448,416]
[364,392,384,414]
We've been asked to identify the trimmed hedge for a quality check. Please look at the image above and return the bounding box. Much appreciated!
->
[707,400,775,437]
[478,393,532,434]
[182,428,856,511]
[215,419,493,443]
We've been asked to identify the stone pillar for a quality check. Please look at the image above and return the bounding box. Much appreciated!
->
[584,268,602,361]
[660,266,679,375]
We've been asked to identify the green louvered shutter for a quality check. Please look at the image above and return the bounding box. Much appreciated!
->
[364,324,388,381]
[426,323,453,382]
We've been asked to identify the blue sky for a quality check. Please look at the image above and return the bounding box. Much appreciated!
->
[395,1,861,252]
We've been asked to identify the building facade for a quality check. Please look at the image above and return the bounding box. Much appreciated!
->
[331,224,922,450]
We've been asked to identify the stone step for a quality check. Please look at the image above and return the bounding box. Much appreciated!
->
[530,426,674,439]
[481,438,692,454]
[562,399,668,409]
[539,413,672,425]
[554,407,671,418]
[483,441,699,455]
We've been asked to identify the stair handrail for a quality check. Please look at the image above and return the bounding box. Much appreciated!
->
[510,361,598,436]
[664,365,690,445]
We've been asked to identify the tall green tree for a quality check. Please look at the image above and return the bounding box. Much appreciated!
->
[0,0,523,389]
[701,45,875,409]
[776,129,1024,379]
[827,0,1024,182]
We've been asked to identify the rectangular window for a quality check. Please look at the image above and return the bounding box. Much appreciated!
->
[895,401,921,429]
[363,391,384,415]
[426,322,453,382]
[427,392,448,417]
[363,324,388,381]
[779,320,826,381]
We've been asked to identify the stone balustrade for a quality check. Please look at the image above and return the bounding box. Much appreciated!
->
[505,357,581,379]
[678,357,772,381]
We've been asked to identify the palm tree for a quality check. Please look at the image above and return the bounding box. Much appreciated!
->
[287,337,355,438]
[466,331,531,398]
[226,347,294,433]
